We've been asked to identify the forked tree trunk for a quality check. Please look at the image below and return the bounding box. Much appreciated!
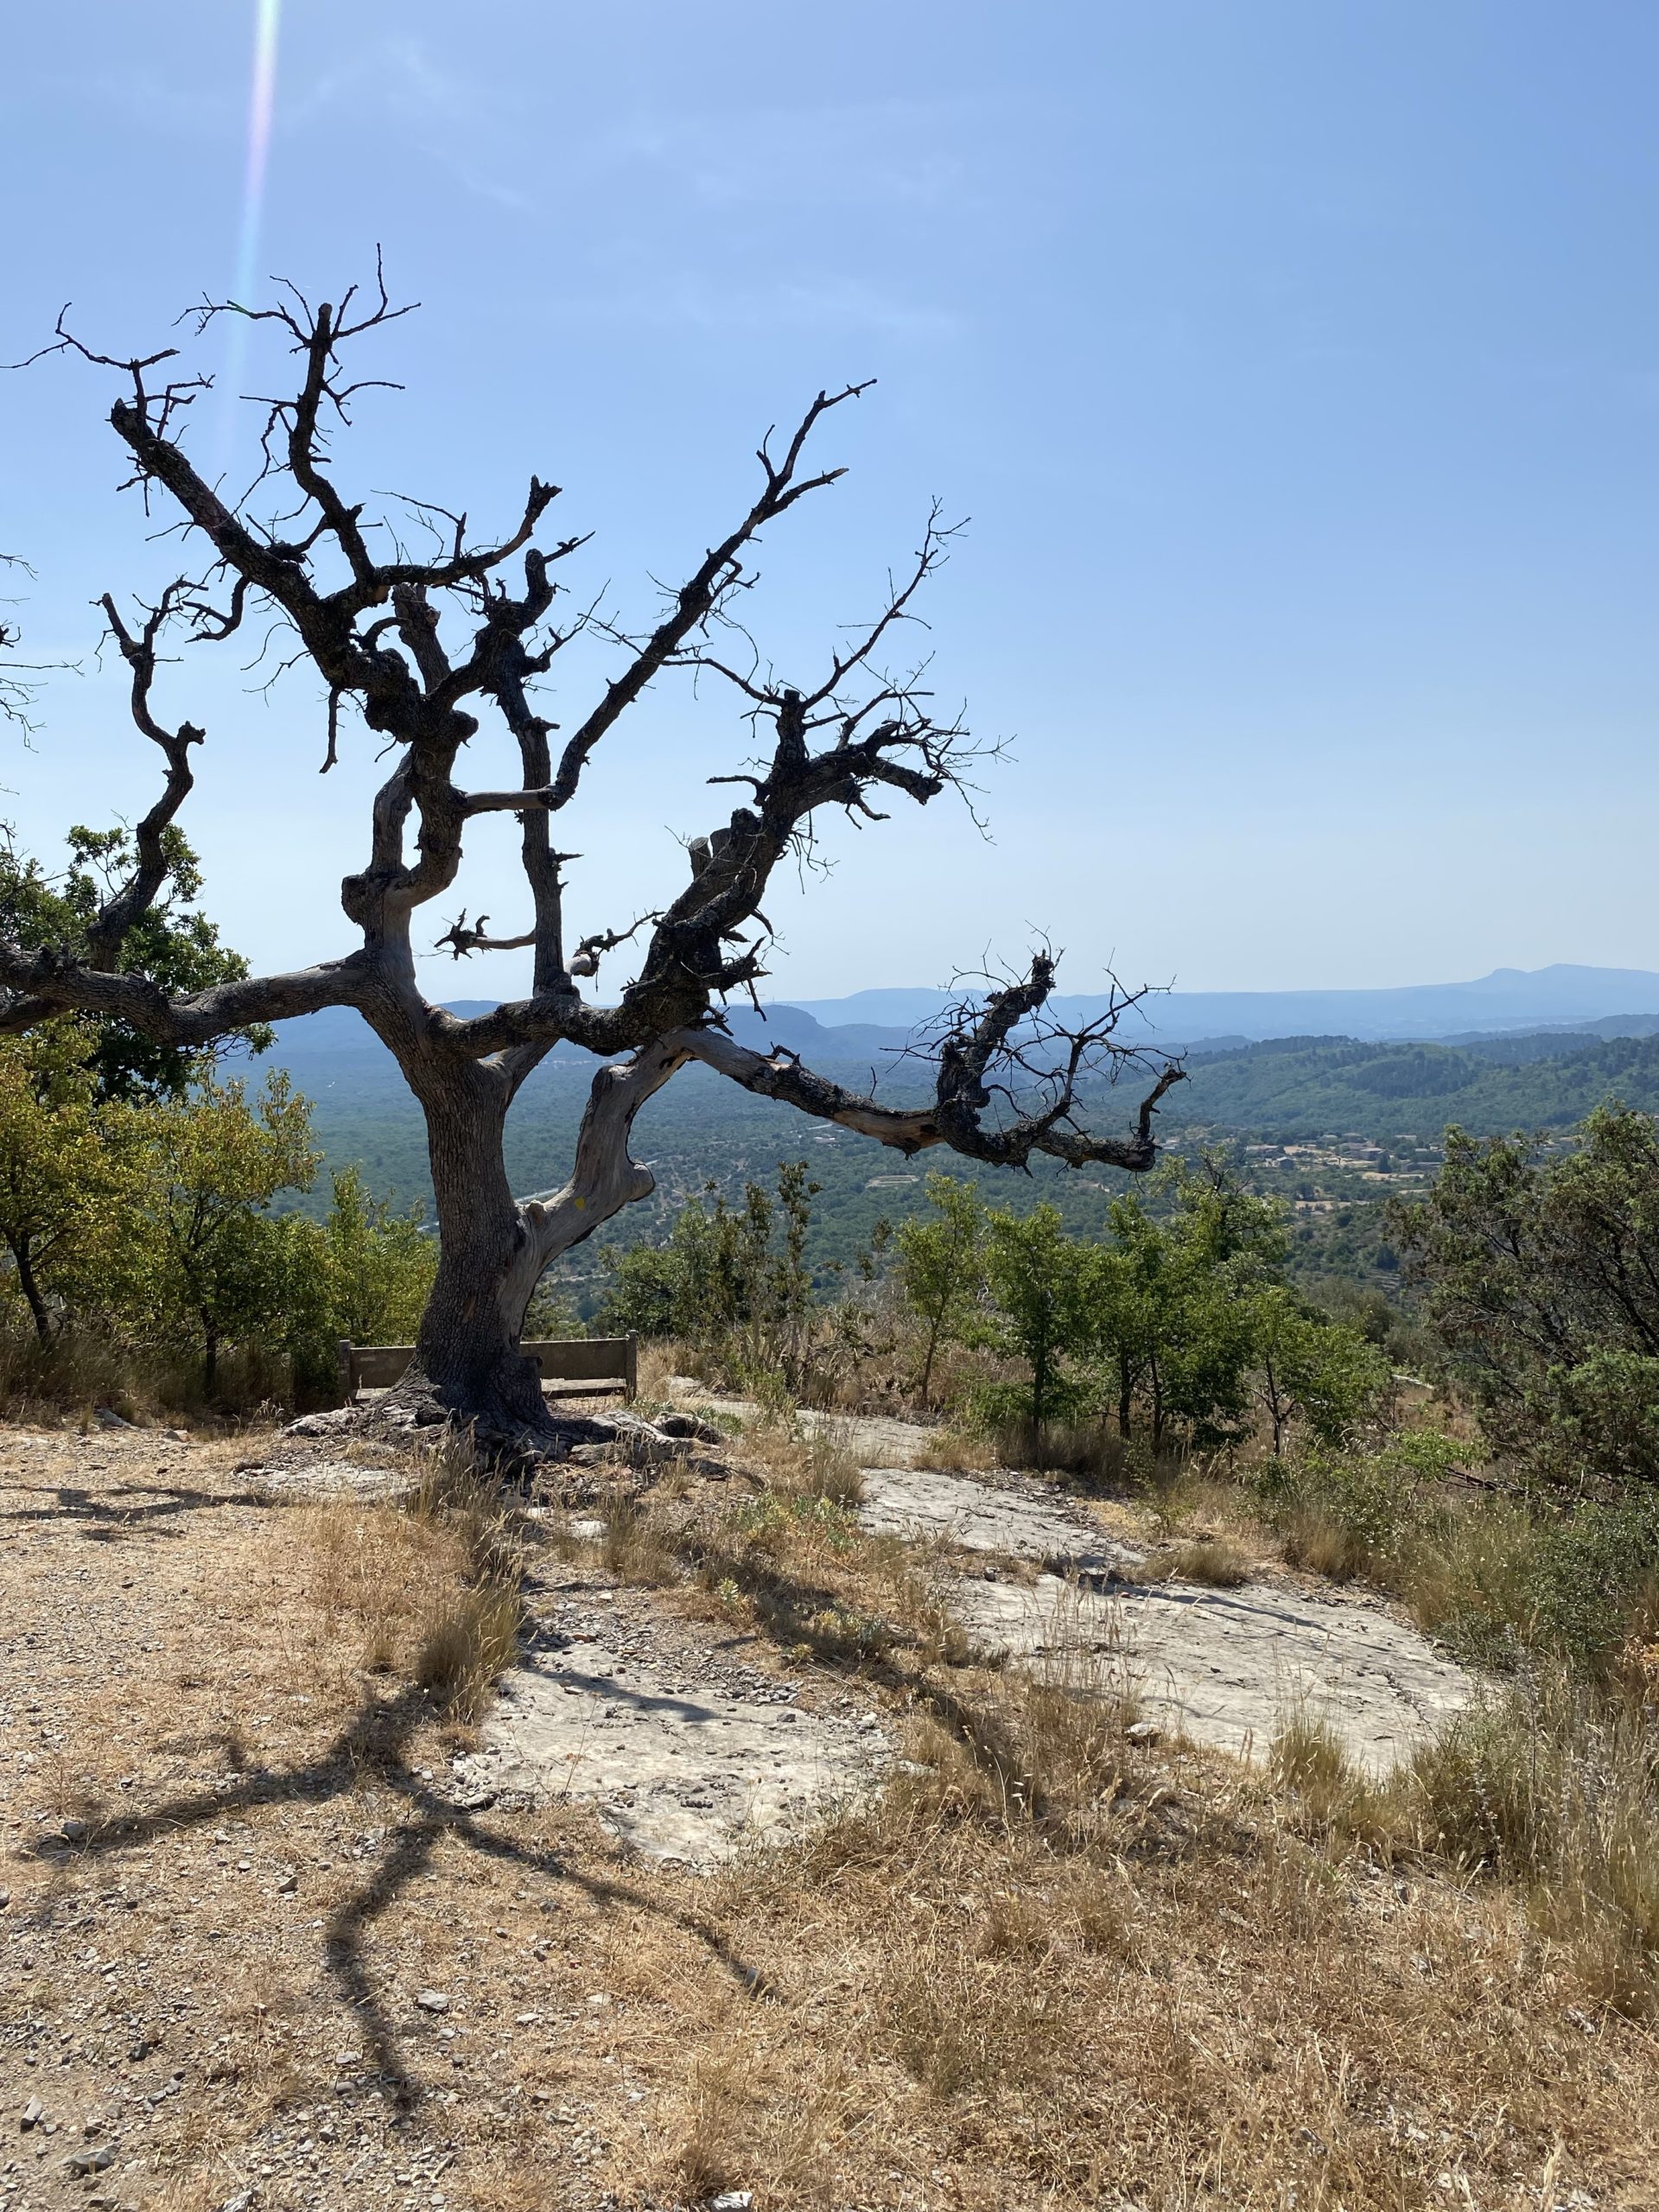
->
[387,1040,687,1448]
[401,1064,546,1433]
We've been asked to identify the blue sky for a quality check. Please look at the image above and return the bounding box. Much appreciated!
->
[3,3,1657,1003]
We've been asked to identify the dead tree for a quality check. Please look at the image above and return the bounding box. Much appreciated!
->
[1,276,1181,1447]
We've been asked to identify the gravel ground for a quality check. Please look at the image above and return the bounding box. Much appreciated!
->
[0,1427,764,2212]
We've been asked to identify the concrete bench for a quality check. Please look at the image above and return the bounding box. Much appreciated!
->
[339,1334,638,1403]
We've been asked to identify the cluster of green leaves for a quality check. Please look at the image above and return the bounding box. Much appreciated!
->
[0,1025,434,1404]
[0,823,268,1100]
[595,1161,889,1393]
[896,1164,1391,1452]
[1394,1105,1659,1491]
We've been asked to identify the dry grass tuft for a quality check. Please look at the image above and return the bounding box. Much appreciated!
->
[297,1492,476,1682]
[1137,1535,1251,1587]
[670,2048,758,2202]
[913,1426,1001,1473]
[1274,1678,1659,2018]
[414,1579,522,1721]
[295,1430,531,1723]
[1279,1502,1373,1582]
[601,1483,681,1582]
[734,1412,866,1505]
[879,1923,1078,2096]
[1406,1676,1659,2015]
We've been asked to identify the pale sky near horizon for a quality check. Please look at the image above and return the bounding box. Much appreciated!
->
[3,3,1657,1006]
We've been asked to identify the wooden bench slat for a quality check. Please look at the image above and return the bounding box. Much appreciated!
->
[340,1334,637,1402]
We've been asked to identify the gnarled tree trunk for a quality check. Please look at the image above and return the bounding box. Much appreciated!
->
[385,1039,687,1442]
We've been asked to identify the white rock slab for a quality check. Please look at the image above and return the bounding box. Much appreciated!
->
[954,1571,1469,1772]
[860,1461,1470,1772]
[458,1641,888,1870]
[859,1464,1139,1571]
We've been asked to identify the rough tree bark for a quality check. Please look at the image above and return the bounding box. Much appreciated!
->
[2,271,1183,1452]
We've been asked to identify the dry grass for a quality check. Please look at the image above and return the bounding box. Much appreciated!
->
[1274,1678,1659,2019]
[1135,1535,1252,1587]
[8,1422,1659,2212]
[1279,1500,1376,1582]
[414,1580,523,1721]
[600,1481,682,1583]
[645,1669,1659,2211]
[913,1425,1001,1473]
[296,1434,528,1726]
[728,1409,867,1506]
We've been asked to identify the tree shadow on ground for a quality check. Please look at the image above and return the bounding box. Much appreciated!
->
[0,1479,270,1540]
[20,1672,769,2112]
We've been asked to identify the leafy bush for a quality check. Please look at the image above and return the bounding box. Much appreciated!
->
[1395,1106,1659,1491]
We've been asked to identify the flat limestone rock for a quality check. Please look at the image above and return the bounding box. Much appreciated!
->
[859,1464,1140,1573]
[860,1461,1469,1773]
[245,1459,415,1503]
[953,1570,1470,1772]
[662,1383,929,1471]
[455,1618,888,1871]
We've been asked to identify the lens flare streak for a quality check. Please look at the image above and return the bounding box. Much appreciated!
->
[218,0,282,465]
[233,0,283,308]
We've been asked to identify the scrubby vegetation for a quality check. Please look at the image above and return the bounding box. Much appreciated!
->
[0,1029,433,1419]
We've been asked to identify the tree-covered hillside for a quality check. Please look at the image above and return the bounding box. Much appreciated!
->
[261,1022,1659,1319]
[1166,1032,1659,1140]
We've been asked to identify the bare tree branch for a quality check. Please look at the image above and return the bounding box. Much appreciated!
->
[665,957,1185,1172]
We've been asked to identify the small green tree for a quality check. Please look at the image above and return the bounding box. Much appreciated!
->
[596,1162,823,1388]
[122,1071,320,1394]
[1245,1285,1390,1454]
[317,1166,436,1346]
[273,1166,439,1398]
[893,1173,986,1405]
[0,1024,138,1341]
[980,1202,1096,1432]
[1087,1165,1283,1450]
[1394,1106,1659,1490]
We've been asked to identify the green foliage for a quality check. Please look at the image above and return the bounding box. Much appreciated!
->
[1395,1105,1659,1489]
[890,1159,1389,1456]
[0,1050,435,1408]
[1256,1438,1445,1576]
[115,1071,321,1392]
[0,823,270,1100]
[1160,1030,1659,1143]
[1245,1284,1392,1453]
[595,1161,825,1389]
[1260,1433,1659,1676]
[276,1166,440,1396]
[1087,1170,1270,1449]
[893,1173,985,1404]
[976,1201,1096,1432]
[0,1025,143,1340]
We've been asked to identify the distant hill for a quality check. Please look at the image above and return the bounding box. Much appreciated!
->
[1153,1030,1659,1141]
[258,1007,1659,1248]
[779,966,1659,1046]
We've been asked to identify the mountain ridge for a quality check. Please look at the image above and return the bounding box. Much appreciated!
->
[773,964,1659,1046]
